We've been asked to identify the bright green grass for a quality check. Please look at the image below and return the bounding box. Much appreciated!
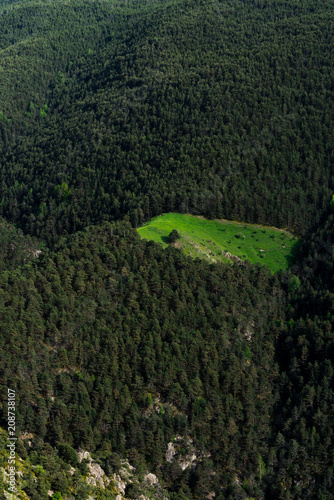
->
[137,213,300,273]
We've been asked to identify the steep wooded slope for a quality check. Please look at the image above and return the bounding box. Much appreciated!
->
[0,0,333,241]
[0,0,333,498]
[0,221,285,498]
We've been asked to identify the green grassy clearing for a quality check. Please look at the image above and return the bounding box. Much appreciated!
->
[137,213,300,273]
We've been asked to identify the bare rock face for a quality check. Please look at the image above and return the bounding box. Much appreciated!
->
[68,466,76,476]
[78,450,110,488]
[78,450,90,462]
[112,459,135,495]
[20,432,34,448]
[119,461,135,480]
[76,451,169,499]
[166,436,199,471]
[144,472,159,486]
[20,432,34,441]
[87,461,108,488]
[166,442,176,463]
[113,473,127,495]
[112,460,168,500]
[179,452,197,471]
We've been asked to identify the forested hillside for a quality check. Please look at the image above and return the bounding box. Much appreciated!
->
[0,0,333,242]
[0,217,333,499]
[0,221,285,498]
[0,0,333,499]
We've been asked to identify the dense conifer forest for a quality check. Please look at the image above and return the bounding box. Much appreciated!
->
[0,0,333,498]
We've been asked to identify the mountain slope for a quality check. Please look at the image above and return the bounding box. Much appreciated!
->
[0,0,333,242]
[0,221,285,498]
[0,0,334,499]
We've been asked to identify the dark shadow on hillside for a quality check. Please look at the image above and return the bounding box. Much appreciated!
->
[161,236,170,244]
[285,239,303,268]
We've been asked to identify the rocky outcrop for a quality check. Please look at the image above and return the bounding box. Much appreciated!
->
[112,460,168,500]
[165,436,198,471]
[222,251,243,263]
[166,442,176,463]
[144,473,159,486]
[1,435,169,500]
[112,472,127,496]
[78,450,110,488]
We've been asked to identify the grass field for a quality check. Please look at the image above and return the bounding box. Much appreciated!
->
[137,213,300,273]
